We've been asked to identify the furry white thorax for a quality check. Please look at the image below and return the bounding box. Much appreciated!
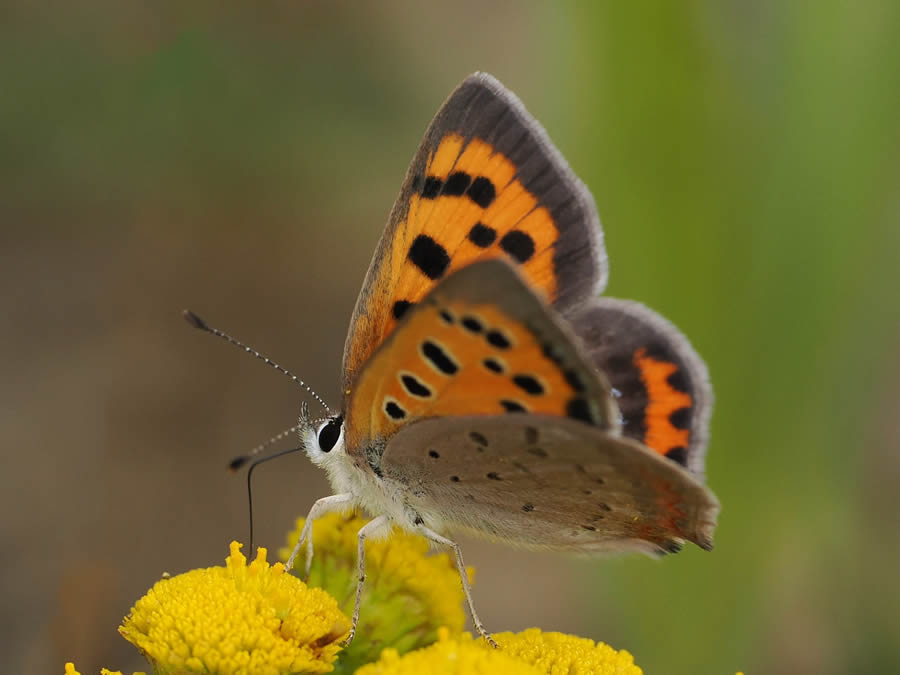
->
[301,420,439,535]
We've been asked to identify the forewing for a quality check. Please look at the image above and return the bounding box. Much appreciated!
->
[343,260,617,450]
[342,72,607,391]
[568,297,713,478]
[381,415,719,555]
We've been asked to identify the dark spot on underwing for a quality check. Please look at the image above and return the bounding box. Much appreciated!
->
[469,431,488,446]
[667,369,690,393]
[467,176,496,208]
[486,330,512,349]
[439,309,455,324]
[527,447,548,458]
[499,229,535,263]
[428,449,440,458]
[500,399,526,413]
[450,475,460,482]
[408,234,450,280]
[669,406,692,430]
[666,446,688,466]
[512,374,545,396]
[422,340,458,375]
[392,300,413,320]
[581,524,597,531]
[525,427,538,444]
[461,316,484,333]
[422,176,443,198]
[563,369,586,393]
[385,400,406,420]
[467,222,496,247]
[483,358,504,374]
[566,397,593,423]
[486,472,502,480]
[401,373,432,398]
[522,503,534,512]
[597,502,611,511]
[443,171,471,196]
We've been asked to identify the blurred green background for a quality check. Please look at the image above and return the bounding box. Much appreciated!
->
[3,2,899,673]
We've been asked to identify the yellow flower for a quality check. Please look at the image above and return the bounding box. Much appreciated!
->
[354,628,642,675]
[119,541,350,675]
[63,665,145,675]
[279,513,471,670]
[492,628,642,674]
[354,629,542,675]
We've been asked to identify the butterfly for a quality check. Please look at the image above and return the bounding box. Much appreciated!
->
[274,72,717,646]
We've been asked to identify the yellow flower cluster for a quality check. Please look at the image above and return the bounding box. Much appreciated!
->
[356,627,642,675]
[118,542,349,674]
[279,513,470,669]
[63,664,145,675]
[69,515,650,674]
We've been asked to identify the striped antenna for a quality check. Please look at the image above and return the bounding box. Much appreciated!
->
[183,309,332,415]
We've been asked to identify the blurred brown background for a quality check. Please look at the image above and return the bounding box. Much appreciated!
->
[3,2,900,674]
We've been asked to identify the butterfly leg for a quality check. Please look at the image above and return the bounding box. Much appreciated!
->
[285,493,354,576]
[419,526,498,648]
[343,514,391,647]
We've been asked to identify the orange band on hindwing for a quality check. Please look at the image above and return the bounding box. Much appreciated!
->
[632,348,693,461]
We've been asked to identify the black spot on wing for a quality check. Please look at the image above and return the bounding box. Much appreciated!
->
[428,449,440,458]
[422,176,443,198]
[667,369,690,393]
[512,374,545,396]
[468,222,497,247]
[421,340,458,375]
[384,400,407,420]
[392,300,413,320]
[486,472,502,481]
[486,330,512,349]
[665,446,688,466]
[443,171,471,196]
[408,234,450,280]
[522,503,534,512]
[566,397,593,423]
[469,431,488,446]
[669,406,691,430]
[401,373,432,398]
[499,230,535,263]
[500,399,527,413]
[461,316,484,333]
[563,369,586,393]
[467,176,496,208]
[483,358,504,374]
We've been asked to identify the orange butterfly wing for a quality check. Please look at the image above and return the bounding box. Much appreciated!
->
[341,73,607,393]
[344,261,617,450]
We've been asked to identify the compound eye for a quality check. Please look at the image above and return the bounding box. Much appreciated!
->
[317,415,343,453]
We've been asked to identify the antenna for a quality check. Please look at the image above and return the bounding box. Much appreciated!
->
[228,424,303,472]
[183,310,332,415]
[239,445,307,553]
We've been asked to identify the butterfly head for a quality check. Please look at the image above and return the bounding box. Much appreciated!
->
[299,400,346,467]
